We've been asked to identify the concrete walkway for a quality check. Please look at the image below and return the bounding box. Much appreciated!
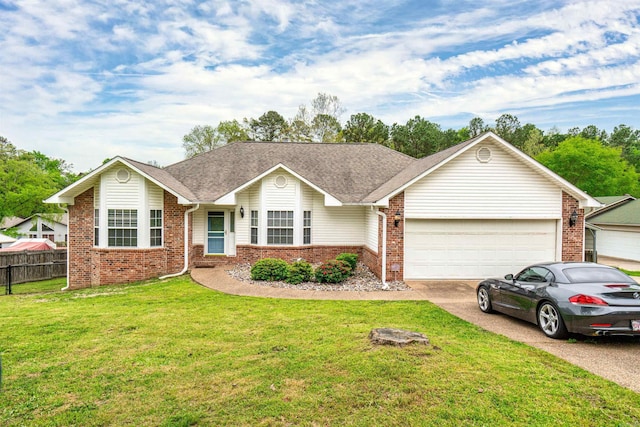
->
[190,265,640,394]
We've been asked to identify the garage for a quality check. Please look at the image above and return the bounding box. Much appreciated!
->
[404,219,558,279]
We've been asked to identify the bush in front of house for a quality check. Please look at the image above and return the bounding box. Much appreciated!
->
[286,260,314,285]
[336,253,358,272]
[315,259,352,283]
[250,258,290,281]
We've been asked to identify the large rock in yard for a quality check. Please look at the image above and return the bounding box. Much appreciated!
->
[369,328,430,346]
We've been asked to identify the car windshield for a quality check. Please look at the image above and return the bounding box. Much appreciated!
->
[563,267,633,283]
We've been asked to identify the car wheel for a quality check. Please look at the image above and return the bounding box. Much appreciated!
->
[537,302,568,339]
[477,286,494,313]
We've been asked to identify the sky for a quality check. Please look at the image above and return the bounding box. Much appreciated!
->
[2,0,640,172]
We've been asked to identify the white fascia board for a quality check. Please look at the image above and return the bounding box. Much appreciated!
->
[213,163,343,207]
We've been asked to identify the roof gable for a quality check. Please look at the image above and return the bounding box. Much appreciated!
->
[368,132,600,208]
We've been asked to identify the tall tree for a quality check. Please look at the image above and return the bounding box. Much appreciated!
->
[609,124,640,170]
[247,111,288,141]
[536,137,639,197]
[390,116,444,158]
[182,125,219,158]
[343,112,389,144]
[0,136,77,220]
[290,93,345,142]
[493,114,522,146]
[468,117,487,137]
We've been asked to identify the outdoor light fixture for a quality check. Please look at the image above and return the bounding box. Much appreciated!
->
[569,209,578,227]
[394,210,402,227]
[240,206,245,218]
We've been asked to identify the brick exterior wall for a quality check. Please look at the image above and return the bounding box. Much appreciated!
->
[67,190,189,289]
[360,193,405,283]
[67,189,94,289]
[561,191,584,262]
[192,245,364,267]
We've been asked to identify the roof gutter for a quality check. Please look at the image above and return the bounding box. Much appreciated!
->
[160,204,200,280]
[374,208,389,290]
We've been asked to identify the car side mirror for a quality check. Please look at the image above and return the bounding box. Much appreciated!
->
[504,274,514,281]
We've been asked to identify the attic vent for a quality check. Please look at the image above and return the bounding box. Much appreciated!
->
[115,168,131,183]
[274,175,288,188]
[476,147,492,163]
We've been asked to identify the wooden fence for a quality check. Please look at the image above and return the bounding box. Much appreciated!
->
[0,249,67,289]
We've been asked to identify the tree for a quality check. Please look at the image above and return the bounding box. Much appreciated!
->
[0,136,77,220]
[247,111,288,141]
[493,114,522,146]
[536,137,639,197]
[609,124,640,170]
[468,117,487,137]
[182,125,219,158]
[390,116,445,158]
[216,119,249,144]
[343,113,389,144]
[521,128,545,157]
[289,93,345,143]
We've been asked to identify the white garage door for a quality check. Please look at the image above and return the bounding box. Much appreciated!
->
[405,219,558,279]
[597,230,640,261]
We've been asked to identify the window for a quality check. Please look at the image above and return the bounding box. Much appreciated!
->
[267,210,293,245]
[150,210,162,247]
[108,209,138,247]
[303,211,311,245]
[94,209,99,246]
[250,210,258,244]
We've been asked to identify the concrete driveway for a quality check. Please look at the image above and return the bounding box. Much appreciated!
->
[409,280,640,394]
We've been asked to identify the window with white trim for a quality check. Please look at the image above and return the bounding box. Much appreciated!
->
[250,210,258,244]
[108,209,138,247]
[267,210,293,245]
[94,209,99,246]
[150,209,162,247]
[303,210,311,245]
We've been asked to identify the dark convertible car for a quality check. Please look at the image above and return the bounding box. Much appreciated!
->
[476,262,640,339]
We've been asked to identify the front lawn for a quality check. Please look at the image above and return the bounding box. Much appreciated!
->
[0,276,638,426]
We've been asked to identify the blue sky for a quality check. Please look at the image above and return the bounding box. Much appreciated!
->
[2,0,640,172]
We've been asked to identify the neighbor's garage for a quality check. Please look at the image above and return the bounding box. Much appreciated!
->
[404,219,558,279]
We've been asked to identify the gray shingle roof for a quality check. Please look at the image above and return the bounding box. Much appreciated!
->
[588,199,640,226]
[164,142,415,203]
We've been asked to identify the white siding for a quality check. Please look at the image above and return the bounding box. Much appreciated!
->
[103,167,142,208]
[148,184,163,210]
[192,209,205,245]
[263,171,298,210]
[235,193,250,244]
[365,208,379,252]
[312,199,367,245]
[596,228,640,261]
[405,141,561,219]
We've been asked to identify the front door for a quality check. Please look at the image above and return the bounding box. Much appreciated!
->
[207,211,225,254]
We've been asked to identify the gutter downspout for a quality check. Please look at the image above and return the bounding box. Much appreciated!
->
[59,204,70,291]
[160,204,200,279]
[375,208,389,290]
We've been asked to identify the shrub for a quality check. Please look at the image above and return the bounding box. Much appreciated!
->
[286,260,314,285]
[250,258,289,281]
[336,253,358,272]
[315,259,352,284]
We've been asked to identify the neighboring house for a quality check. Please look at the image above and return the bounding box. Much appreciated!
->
[45,132,599,289]
[586,195,639,262]
[0,232,16,248]
[10,214,68,245]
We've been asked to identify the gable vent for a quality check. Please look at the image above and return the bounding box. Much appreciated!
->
[476,147,492,163]
[274,175,288,188]
[115,168,131,183]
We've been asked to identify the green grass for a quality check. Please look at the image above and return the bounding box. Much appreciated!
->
[0,276,638,426]
[3,277,67,295]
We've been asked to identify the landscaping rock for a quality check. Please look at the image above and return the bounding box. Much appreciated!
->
[369,328,430,346]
